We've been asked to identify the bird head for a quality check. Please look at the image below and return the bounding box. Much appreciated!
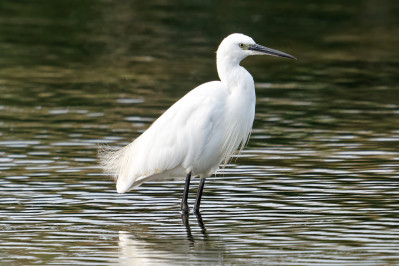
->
[217,33,296,63]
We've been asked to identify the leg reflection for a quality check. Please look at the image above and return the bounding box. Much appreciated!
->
[181,212,194,245]
[194,211,208,238]
[181,212,208,243]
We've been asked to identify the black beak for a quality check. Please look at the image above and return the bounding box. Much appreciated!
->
[248,44,296,60]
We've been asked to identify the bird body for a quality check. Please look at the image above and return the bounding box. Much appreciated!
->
[99,33,295,211]
[102,77,255,193]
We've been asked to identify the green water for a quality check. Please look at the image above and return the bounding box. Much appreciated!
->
[1,0,399,265]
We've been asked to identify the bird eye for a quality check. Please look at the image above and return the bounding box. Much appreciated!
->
[239,43,244,48]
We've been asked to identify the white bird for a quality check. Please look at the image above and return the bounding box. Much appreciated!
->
[99,33,295,213]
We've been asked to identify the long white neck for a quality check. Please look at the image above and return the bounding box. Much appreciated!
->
[216,52,254,94]
[215,48,256,166]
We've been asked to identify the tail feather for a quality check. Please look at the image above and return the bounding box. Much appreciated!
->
[99,142,142,193]
[98,144,129,182]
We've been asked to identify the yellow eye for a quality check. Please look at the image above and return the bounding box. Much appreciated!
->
[239,43,244,48]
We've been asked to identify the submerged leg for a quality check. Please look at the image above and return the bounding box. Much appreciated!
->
[193,178,206,214]
[181,171,192,213]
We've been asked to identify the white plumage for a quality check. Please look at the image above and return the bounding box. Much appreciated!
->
[99,33,295,210]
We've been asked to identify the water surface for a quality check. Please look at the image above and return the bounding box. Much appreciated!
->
[1,0,399,265]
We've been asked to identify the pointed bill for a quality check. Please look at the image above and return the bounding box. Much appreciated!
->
[248,44,296,60]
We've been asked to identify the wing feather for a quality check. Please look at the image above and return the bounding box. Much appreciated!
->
[99,81,229,193]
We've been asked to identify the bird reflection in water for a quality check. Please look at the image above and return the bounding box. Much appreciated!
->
[118,213,227,265]
[181,212,208,245]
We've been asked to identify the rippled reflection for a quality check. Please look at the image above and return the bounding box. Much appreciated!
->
[118,214,222,265]
[1,0,399,265]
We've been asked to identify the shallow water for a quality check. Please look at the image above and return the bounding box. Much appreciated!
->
[1,0,399,265]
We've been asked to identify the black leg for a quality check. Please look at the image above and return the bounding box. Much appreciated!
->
[181,171,191,213]
[193,178,206,214]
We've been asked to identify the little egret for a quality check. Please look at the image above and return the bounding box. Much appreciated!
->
[100,33,295,213]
